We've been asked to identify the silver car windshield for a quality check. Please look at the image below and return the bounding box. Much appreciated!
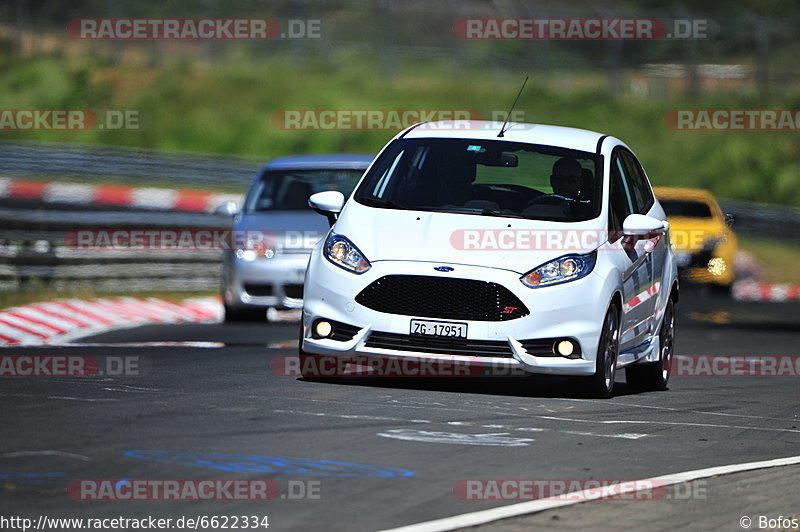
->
[245,169,364,212]
[354,138,602,222]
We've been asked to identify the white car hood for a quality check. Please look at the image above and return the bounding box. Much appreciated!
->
[333,201,606,274]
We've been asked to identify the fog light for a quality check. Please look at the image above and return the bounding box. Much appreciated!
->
[314,320,332,338]
[556,340,575,356]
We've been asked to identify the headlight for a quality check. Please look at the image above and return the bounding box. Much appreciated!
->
[324,232,371,274]
[520,251,597,288]
[235,233,274,261]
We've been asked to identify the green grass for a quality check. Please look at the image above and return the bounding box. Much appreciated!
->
[0,53,799,208]
[738,236,800,285]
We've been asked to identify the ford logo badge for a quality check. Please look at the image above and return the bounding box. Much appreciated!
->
[434,266,454,272]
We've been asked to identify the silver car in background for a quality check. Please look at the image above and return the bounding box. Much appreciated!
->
[222,154,373,321]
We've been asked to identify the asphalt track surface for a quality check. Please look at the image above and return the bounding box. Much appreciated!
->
[1,289,799,531]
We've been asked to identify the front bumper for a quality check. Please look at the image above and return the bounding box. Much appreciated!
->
[223,252,310,310]
[301,255,612,376]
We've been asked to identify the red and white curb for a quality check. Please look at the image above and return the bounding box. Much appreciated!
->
[0,296,223,346]
[0,178,241,213]
[733,281,800,302]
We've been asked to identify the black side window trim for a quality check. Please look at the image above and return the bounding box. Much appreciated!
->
[615,147,655,215]
[608,152,633,241]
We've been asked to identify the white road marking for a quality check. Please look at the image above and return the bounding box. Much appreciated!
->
[270,408,431,424]
[603,399,800,423]
[559,430,647,440]
[0,450,90,461]
[297,397,798,436]
[101,385,161,393]
[535,415,800,435]
[46,396,117,402]
[463,394,800,424]
[378,454,800,532]
[262,407,647,440]
[45,341,226,348]
[377,429,534,447]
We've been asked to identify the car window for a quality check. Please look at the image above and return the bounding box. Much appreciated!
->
[245,169,364,212]
[660,199,713,218]
[354,138,602,222]
[608,153,634,236]
[619,150,655,214]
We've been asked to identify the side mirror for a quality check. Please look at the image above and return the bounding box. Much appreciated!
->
[724,213,735,227]
[308,191,345,226]
[623,214,667,237]
[213,201,239,217]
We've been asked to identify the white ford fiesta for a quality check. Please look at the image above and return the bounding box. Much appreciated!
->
[300,121,678,397]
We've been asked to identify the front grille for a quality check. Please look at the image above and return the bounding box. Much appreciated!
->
[284,284,304,299]
[355,275,529,321]
[365,331,513,358]
[688,249,713,268]
[244,283,273,297]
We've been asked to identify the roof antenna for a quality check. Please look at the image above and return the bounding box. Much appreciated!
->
[497,75,529,138]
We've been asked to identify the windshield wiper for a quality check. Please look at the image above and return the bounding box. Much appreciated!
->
[360,197,406,209]
[446,208,531,219]
[479,210,529,219]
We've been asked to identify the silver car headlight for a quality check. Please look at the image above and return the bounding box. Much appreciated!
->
[324,232,371,274]
[520,251,597,288]
[235,233,274,261]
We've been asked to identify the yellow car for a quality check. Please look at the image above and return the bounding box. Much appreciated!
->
[654,187,737,292]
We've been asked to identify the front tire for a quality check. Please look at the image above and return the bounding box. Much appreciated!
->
[588,304,620,399]
[626,298,675,391]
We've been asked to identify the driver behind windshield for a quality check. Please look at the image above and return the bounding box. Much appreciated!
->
[550,157,584,198]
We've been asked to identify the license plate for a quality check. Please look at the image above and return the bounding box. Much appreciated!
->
[410,319,467,338]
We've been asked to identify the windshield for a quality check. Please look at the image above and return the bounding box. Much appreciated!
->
[353,138,601,222]
[245,169,364,212]
[660,199,713,218]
